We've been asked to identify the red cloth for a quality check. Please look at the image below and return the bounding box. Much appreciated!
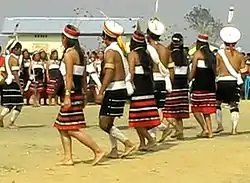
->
[0,56,5,66]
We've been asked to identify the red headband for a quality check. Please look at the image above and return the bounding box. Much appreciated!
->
[132,31,145,43]
[197,34,208,42]
[63,25,80,39]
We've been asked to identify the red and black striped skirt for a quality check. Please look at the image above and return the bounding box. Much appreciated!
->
[191,90,216,114]
[54,93,85,130]
[163,88,190,119]
[46,79,57,95]
[30,80,44,93]
[129,94,161,128]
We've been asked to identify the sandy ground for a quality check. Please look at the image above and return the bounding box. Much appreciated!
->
[1,101,250,183]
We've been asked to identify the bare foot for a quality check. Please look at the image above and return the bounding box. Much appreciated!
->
[158,128,172,143]
[145,141,157,151]
[170,131,179,138]
[92,151,105,166]
[231,129,238,135]
[214,127,224,134]
[57,159,74,166]
[138,145,147,152]
[120,143,136,158]
[176,133,184,140]
[6,123,18,129]
[207,133,213,138]
[107,149,119,159]
[196,131,208,138]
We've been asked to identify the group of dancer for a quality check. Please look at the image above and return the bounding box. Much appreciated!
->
[0,14,246,166]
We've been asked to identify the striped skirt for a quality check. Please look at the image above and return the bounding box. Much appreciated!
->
[163,88,190,119]
[99,89,127,117]
[154,80,167,109]
[46,79,57,95]
[191,90,216,114]
[129,94,161,128]
[30,80,44,93]
[1,82,23,106]
[54,93,85,130]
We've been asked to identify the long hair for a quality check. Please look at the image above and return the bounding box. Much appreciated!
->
[61,34,85,66]
[170,33,188,67]
[196,40,216,74]
[170,44,188,67]
[130,38,153,76]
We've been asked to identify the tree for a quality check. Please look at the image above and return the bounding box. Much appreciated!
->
[184,5,223,44]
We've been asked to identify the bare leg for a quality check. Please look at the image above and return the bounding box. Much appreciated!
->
[33,90,40,107]
[55,95,59,105]
[203,114,213,138]
[193,112,208,137]
[175,118,184,140]
[136,129,146,151]
[68,130,105,165]
[99,116,135,158]
[0,107,11,127]
[58,130,73,166]
[136,127,156,151]
[48,95,53,106]
[7,106,22,128]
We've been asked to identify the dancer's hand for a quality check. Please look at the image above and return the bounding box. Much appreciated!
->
[63,95,71,108]
[95,94,104,105]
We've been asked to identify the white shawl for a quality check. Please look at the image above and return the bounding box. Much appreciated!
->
[104,42,134,95]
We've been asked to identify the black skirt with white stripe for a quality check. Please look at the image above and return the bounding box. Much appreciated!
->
[99,89,127,117]
[1,82,23,106]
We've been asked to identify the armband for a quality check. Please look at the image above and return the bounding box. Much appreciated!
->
[11,66,20,71]
[0,67,5,72]
[104,63,115,69]
[167,62,175,68]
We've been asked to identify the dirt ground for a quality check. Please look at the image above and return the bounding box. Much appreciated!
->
[1,101,250,183]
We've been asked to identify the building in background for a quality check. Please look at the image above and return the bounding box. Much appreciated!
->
[1,17,139,56]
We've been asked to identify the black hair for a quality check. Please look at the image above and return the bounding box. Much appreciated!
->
[196,40,216,74]
[61,33,85,66]
[91,51,97,57]
[130,38,153,76]
[102,31,117,42]
[7,41,22,52]
[170,33,187,67]
[50,50,58,60]
[0,45,2,52]
[146,29,160,41]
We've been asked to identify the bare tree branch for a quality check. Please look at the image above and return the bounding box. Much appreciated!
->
[184,5,224,44]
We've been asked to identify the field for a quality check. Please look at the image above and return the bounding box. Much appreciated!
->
[1,101,250,183]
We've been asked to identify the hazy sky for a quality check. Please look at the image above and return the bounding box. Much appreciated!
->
[0,0,249,50]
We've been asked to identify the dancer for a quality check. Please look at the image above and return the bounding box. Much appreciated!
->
[0,39,23,128]
[215,26,246,135]
[46,49,60,105]
[189,34,217,138]
[20,49,31,105]
[146,17,174,141]
[40,49,48,105]
[28,51,45,107]
[96,20,136,158]
[128,28,161,151]
[163,33,190,140]
[54,24,104,166]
